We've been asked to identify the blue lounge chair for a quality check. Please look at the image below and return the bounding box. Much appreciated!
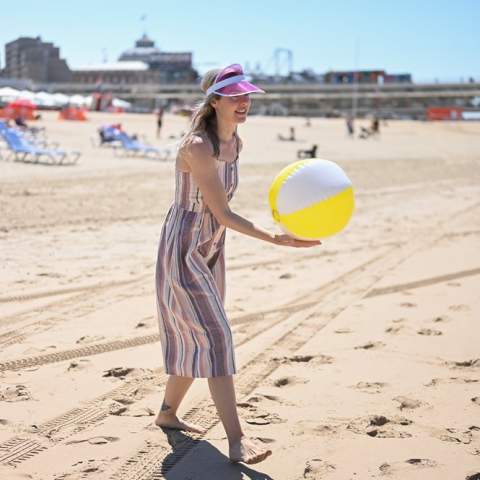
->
[114,131,171,160]
[0,125,81,165]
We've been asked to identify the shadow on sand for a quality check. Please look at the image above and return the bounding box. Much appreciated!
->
[159,427,274,480]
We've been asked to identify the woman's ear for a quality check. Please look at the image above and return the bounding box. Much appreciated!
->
[210,98,218,109]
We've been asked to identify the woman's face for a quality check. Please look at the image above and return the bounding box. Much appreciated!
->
[212,94,251,124]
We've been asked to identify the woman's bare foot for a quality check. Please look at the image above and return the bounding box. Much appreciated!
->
[229,436,272,464]
[155,411,205,434]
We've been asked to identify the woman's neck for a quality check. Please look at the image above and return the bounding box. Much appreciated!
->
[216,120,236,143]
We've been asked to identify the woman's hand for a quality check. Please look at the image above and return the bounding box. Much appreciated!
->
[273,233,321,247]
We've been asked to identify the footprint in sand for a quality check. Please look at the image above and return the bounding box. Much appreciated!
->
[0,385,32,402]
[466,473,480,480]
[102,367,151,379]
[274,354,314,363]
[279,272,294,279]
[379,458,437,476]
[60,458,119,478]
[472,397,480,406]
[135,320,150,328]
[386,325,404,334]
[432,315,449,323]
[400,302,417,308]
[446,359,480,369]
[293,420,339,437]
[66,435,120,445]
[120,406,155,417]
[244,393,295,406]
[439,426,479,444]
[425,377,479,387]
[347,414,413,439]
[274,354,334,366]
[273,376,309,388]
[302,458,336,479]
[237,402,285,425]
[417,328,443,336]
[334,328,353,334]
[449,304,470,312]
[76,334,106,344]
[351,381,388,394]
[354,341,385,350]
[39,345,58,352]
[255,436,275,444]
[67,359,91,371]
[393,396,423,410]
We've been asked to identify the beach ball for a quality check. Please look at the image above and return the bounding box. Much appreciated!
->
[268,158,354,240]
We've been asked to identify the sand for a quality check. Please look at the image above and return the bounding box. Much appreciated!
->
[0,111,479,480]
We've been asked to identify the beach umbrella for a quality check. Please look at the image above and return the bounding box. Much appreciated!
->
[7,98,37,109]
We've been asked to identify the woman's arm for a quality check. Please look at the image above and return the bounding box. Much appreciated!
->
[183,137,320,248]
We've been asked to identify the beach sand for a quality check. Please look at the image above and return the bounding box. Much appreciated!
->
[1,111,479,479]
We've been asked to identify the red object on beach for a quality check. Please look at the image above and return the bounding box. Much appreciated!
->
[7,99,37,109]
[426,107,463,121]
[1,99,38,120]
[58,106,88,121]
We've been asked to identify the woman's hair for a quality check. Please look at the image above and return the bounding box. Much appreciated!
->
[179,68,224,158]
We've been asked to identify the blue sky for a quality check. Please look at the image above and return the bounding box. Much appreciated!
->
[1,0,478,82]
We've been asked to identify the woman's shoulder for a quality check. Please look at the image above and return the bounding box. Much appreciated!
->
[178,133,216,167]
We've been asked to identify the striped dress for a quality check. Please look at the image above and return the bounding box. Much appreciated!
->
[154,133,240,378]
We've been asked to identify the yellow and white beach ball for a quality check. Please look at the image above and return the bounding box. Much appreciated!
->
[268,158,354,240]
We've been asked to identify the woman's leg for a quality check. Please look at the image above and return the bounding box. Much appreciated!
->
[208,375,272,464]
[155,375,205,433]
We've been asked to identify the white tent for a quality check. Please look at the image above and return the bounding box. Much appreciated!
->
[33,91,57,108]
[69,94,91,107]
[52,93,70,107]
[17,89,36,101]
[0,87,20,102]
[112,98,132,109]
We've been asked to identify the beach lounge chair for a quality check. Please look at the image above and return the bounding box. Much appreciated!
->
[114,131,171,161]
[0,126,81,165]
[297,144,318,159]
[91,124,124,148]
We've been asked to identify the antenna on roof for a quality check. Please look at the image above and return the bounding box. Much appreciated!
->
[140,14,147,35]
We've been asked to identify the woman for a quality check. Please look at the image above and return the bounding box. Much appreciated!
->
[154,64,321,465]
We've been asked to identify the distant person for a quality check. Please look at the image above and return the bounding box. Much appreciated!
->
[304,117,311,127]
[14,116,28,129]
[359,116,380,139]
[156,106,164,139]
[346,115,355,137]
[278,126,296,141]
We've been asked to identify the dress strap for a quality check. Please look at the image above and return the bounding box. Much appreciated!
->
[234,132,240,160]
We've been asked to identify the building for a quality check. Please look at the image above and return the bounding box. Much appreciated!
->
[72,61,156,85]
[118,34,196,83]
[71,34,197,85]
[4,36,72,82]
[324,69,412,85]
